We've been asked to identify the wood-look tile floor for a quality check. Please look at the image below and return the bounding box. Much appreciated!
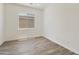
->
[0,37,76,55]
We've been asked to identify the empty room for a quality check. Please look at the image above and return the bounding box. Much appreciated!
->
[0,3,79,55]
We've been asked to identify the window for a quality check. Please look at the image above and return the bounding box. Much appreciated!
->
[18,13,35,30]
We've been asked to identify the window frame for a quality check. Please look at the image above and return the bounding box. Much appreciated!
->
[17,13,35,30]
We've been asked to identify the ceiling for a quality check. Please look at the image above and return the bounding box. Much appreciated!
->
[17,3,49,10]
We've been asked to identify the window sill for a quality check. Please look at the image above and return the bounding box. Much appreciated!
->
[18,28,34,30]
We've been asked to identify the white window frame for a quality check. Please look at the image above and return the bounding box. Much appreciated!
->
[17,13,35,30]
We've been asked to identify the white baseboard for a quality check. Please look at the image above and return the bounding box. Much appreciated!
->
[15,35,42,41]
[5,34,42,42]
[43,35,79,54]
[16,35,41,39]
[0,41,4,46]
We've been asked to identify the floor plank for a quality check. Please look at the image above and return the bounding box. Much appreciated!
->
[0,37,76,55]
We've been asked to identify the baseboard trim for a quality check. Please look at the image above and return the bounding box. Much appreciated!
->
[0,41,4,46]
[43,35,78,55]
[5,35,43,42]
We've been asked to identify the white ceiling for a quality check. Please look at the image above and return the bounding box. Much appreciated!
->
[18,3,49,10]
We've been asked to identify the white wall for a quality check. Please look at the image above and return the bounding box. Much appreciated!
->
[0,4,4,45]
[1,3,79,54]
[44,4,79,54]
[4,4,44,41]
